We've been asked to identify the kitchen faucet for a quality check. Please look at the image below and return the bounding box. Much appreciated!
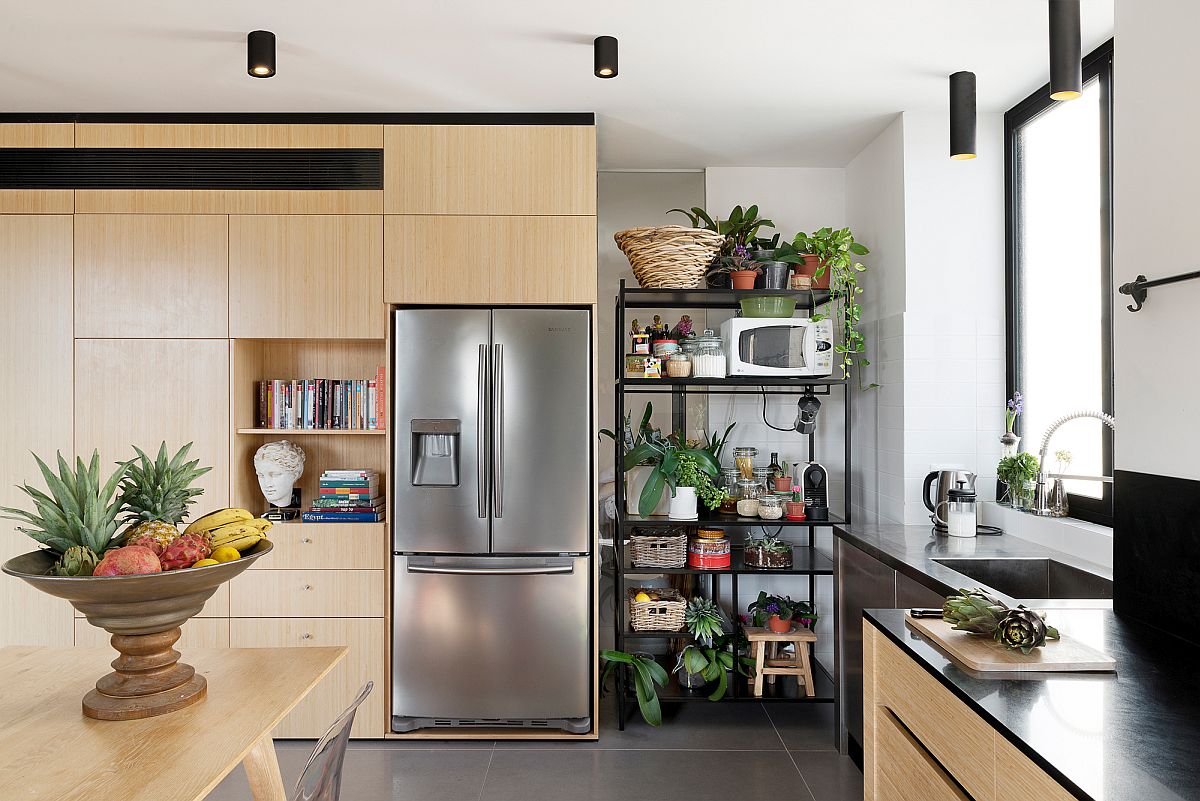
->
[1033,410,1117,516]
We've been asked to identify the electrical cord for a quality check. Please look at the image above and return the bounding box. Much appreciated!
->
[760,387,796,432]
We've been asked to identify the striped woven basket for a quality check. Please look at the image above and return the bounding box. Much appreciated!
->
[614,225,725,289]
[627,587,687,632]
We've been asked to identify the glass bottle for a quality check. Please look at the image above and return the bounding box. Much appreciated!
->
[752,466,773,495]
[733,447,758,480]
[766,452,782,491]
[718,467,741,515]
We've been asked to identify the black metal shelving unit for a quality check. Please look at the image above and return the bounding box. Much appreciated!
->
[611,280,850,728]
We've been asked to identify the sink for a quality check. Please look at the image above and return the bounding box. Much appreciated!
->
[932,558,1113,600]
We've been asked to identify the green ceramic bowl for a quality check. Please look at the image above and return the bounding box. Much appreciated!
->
[739,296,797,318]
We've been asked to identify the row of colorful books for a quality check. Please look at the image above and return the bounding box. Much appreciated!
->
[257,370,386,431]
[300,470,385,523]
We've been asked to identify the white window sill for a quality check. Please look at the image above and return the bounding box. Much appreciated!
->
[980,502,1114,568]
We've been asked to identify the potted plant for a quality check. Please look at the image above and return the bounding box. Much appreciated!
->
[675,632,756,701]
[1001,391,1023,457]
[675,597,724,687]
[773,460,792,493]
[744,534,794,569]
[600,649,669,726]
[748,591,818,633]
[787,227,872,383]
[997,452,1040,509]
[669,205,775,288]
[707,244,760,290]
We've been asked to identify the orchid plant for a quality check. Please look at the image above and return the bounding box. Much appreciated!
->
[709,244,760,277]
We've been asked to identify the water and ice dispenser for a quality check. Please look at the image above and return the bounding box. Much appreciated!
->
[410,419,461,486]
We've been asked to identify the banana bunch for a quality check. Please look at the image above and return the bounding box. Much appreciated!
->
[184,508,273,553]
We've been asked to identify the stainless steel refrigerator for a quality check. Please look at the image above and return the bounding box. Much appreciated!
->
[391,308,592,734]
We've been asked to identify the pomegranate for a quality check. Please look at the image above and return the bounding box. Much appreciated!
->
[93,545,163,576]
[159,532,212,571]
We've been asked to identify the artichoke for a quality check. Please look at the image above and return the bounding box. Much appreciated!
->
[943,588,1008,634]
[995,607,1060,654]
[52,545,100,577]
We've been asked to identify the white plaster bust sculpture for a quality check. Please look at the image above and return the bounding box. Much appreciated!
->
[254,440,306,508]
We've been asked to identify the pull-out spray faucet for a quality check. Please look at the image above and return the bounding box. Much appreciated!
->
[1033,411,1117,516]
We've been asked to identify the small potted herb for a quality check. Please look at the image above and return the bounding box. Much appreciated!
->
[748,591,818,633]
[997,452,1039,509]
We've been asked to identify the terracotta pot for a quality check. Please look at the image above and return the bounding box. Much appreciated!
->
[730,270,758,290]
[796,254,829,289]
[767,614,794,634]
[774,477,793,493]
[785,501,807,521]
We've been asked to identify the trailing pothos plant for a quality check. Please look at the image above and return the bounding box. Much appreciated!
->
[676,632,756,701]
[600,649,669,726]
[668,204,775,256]
[790,227,876,388]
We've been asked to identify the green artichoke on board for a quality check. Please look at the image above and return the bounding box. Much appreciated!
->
[52,545,99,577]
[942,588,1008,634]
[995,607,1060,654]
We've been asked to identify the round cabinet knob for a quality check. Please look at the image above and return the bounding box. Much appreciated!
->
[301,633,312,640]
[302,537,312,544]
[302,584,313,591]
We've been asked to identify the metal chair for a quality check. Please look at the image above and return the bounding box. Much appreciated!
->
[290,682,374,801]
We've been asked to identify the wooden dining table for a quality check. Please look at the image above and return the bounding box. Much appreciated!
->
[0,645,347,801]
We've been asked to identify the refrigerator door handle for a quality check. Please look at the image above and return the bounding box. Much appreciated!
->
[406,564,574,576]
[492,343,504,519]
[477,343,488,519]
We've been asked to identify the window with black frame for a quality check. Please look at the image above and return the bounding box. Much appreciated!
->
[1005,40,1114,527]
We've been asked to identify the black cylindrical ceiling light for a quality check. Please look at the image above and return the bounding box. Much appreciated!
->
[949,71,977,160]
[594,36,618,78]
[247,30,276,78]
[1048,0,1082,100]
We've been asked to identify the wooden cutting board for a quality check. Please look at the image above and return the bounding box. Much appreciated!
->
[904,613,1116,673]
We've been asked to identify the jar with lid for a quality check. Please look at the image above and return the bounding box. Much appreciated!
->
[736,479,762,517]
[718,467,741,515]
[733,446,758,479]
[752,466,774,493]
[665,351,692,378]
[757,493,784,520]
[691,330,727,378]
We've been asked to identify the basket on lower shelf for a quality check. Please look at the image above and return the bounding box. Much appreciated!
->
[627,587,686,632]
[628,527,688,569]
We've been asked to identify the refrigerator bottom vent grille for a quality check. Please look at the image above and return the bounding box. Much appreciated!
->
[432,718,551,728]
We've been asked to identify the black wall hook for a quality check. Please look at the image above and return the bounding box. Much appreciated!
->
[1118,269,1200,312]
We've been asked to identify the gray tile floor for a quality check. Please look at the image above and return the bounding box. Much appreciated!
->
[208,699,862,801]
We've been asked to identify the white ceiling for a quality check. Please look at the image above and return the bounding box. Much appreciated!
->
[0,1,1113,168]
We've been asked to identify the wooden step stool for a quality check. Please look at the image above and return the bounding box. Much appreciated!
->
[745,626,817,698]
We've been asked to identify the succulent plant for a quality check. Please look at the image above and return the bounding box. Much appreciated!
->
[942,588,1009,634]
[684,597,724,647]
[995,607,1060,654]
[51,545,100,577]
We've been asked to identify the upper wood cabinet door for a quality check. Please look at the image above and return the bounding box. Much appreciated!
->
[74,215,229,338]
[229,215,384,338]
[74,338,229,510]
[0,124,74,214]
[0,215,74,647]
[384,125,596,215]
[384,215,596,304]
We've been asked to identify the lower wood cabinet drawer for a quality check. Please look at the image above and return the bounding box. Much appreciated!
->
[75,617,229,649]
[875,628,995,801]
[994,734,1077,801]
[229,569,385,617]
[876,707,970,801]
[229,617,385,738]
[251,523,385,570]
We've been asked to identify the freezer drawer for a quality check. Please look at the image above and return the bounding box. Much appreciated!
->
[391,555,591,733]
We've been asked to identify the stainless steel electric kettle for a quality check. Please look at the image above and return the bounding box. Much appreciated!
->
[922,470,976,529]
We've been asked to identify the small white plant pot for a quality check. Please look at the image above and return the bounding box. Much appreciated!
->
[668,486,698,520]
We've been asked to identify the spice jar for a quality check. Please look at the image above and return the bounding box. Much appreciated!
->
[691,330,727,378]
[758,493,784,520]
[652,339,679,358]
[718,467,741,515]
[736,479,762,517]
[665,352,692,378]
[733,446,758,480]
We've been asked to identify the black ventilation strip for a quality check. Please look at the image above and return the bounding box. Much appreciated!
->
[0,148,383,190]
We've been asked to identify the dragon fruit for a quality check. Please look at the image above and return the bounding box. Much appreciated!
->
[159,532,211,571]
[93,545,162,576]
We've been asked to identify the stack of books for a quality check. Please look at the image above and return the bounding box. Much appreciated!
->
[300,470,386,523]
[257,369,386,430]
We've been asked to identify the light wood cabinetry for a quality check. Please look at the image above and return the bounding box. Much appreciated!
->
[75,617,229,649]
[74,215,229,338]
[229,215,384,339]
[250,523,386,570]
[993,736,1077,801]
[74,339,229,508]
[0,216,75,647]
[0,124,74,213]
[384,215,596,304]
[876,708,970,801]
[384,125,595,215]
[230,617,385,738]
[229,569,385,618]
[75,124,383,149]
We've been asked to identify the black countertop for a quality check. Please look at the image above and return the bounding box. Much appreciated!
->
[865,608,1200,801]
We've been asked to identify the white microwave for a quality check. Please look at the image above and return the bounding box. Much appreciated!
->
[720,316,835,377]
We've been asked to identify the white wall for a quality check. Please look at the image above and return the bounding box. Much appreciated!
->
[704,167,846,243]
[1112,0,1200,481]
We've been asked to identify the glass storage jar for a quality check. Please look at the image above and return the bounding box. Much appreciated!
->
[757,493,784,520]
[691,330,727,378]
[752,466,773,491]
[665,352,692,378]
[718,467,741,515]
[733,447,758,480]
[736,479,762,517]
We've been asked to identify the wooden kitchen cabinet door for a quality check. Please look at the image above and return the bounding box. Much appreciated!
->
[0,124,74,213]
[384,215,596,304]
[230,617,385,738]
[875,707,972,801]
[384,125,595,215]
[0,215,75,647]
[229,215,384,338]
[74,215,229,338]
[74,339,229,509]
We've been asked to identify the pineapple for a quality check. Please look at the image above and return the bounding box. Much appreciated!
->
[0,450,130,557]
[119,442,212,550]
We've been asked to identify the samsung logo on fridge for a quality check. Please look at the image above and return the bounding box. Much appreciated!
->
[546,327,574,333]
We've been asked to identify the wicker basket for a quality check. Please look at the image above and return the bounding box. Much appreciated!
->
[614,226,725,289]
[629,527,688,568]
[627,587,687,632]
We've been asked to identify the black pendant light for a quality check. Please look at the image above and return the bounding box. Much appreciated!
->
[247,30,276,78]
[949,71,977,160]
[1048,0,1082,100]
[594,36,618,79]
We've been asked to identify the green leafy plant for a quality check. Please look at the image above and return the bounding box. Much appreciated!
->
[668,204,775,256]
[997,452,1039,487]
[747,533,792,554]
[684,597,724,646]
[676,632,756,701]
[790,227,873,385]
[674,452,725,511]
[747,591,818,628]
[0,450,131,557]
[600,649,669,726]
